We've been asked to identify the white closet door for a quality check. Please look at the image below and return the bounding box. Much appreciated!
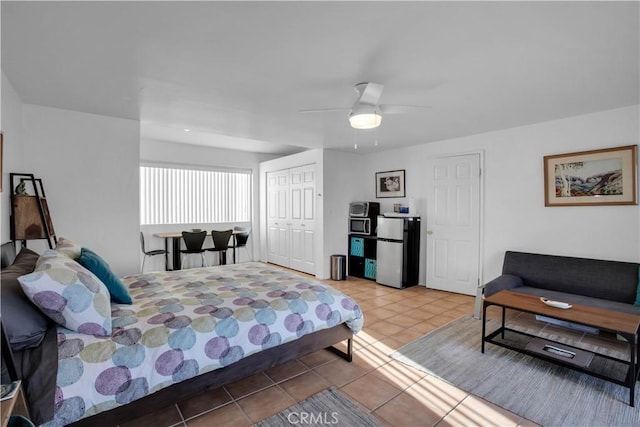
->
[290,165,316,274]
[266,170,290,266]
[266,164,316,275]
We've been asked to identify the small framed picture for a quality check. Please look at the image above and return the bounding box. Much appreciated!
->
[543,145,637,206]
[376,169,406,198]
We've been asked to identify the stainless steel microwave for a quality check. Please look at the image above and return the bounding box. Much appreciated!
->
[349,217,372,235]
[349,202,370,217]
[349,201,380,218]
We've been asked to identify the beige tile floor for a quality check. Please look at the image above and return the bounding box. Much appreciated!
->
[121,273,563,427]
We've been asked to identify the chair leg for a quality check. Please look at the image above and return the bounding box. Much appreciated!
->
[141,255,147,273]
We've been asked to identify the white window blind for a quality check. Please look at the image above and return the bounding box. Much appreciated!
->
[140,166,251,225]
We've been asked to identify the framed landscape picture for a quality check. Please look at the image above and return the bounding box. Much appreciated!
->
[543,145,637,206]
[376,169,405,198]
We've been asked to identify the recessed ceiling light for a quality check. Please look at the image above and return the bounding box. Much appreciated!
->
[184,128,191,132]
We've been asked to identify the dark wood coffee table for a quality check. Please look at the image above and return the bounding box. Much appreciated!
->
[482,290,640,406]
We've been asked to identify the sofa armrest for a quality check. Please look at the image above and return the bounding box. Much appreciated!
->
[483,274,523,297]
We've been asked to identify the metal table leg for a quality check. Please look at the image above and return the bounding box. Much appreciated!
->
[163,238,169,271]
[482,301,488,353]
[172,237,182,270]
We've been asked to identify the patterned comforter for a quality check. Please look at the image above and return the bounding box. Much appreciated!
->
[46,262,363,425]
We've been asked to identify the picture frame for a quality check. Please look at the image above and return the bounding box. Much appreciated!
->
[543,145,637,206]
[376,169,406,198]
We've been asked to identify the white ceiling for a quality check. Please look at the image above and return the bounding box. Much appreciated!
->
[2,1,638,155]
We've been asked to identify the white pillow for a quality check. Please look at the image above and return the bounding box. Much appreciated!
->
[18,250,112,336]
[55,237,83,259]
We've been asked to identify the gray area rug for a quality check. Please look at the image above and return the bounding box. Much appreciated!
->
[253,387,381,426]
[390,315,640,427]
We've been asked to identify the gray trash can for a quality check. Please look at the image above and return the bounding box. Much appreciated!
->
[330,254,346,280]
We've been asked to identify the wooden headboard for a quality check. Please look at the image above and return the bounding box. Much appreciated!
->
[1,241,16,269]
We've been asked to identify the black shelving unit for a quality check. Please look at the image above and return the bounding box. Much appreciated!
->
[348,234,377,280]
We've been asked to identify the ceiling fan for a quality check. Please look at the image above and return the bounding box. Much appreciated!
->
[300,82,432,129]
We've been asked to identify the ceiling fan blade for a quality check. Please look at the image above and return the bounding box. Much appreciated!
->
[299,107,350,113]
[301,82,428,120]
[380,104,433,114]
[357,82,384,105]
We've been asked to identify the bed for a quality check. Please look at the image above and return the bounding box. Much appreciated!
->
[0,241,363,426]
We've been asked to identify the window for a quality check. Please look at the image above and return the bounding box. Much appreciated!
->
[140,165,251,225]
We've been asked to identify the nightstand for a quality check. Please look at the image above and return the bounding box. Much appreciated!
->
[1,382,30,427]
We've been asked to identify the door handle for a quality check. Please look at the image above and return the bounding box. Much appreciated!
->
[427,230,433,235]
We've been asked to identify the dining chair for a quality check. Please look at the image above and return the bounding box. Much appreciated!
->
[207,229,233,266]
[140,232,168,272]
[180,230,207,268]
[228,226,252,263]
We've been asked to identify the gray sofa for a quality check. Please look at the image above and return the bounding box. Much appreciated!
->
[484,251,640,315]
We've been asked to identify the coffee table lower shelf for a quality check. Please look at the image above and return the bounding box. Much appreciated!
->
[484,327,632,386]
[482,294,640,407]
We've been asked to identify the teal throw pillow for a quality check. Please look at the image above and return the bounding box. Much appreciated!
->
[635,267,640,306]
[78,248,132,304]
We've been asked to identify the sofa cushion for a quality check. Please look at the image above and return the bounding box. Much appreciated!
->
[484,274,523,297]
[502,251,639,304]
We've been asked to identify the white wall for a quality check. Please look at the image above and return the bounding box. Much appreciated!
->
[362,105,639,285]
[139,138,278,271]
[1,72,26,244]
[258,149,365,279]
[322,149,368,276]
[22,105,140,276]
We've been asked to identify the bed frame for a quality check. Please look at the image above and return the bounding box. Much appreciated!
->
[0,242,353,426]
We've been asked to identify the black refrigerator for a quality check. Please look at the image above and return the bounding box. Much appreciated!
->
[375,215,420,288]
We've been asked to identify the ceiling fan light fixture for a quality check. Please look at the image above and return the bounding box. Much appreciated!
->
[349,111,382,129]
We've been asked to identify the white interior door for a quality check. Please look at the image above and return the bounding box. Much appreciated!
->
[266,165,316,275]
[289,165,316,274]
[266,170,290,266]
[425,153,481,295]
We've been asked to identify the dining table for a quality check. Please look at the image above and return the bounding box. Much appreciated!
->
[153,230,240,271]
